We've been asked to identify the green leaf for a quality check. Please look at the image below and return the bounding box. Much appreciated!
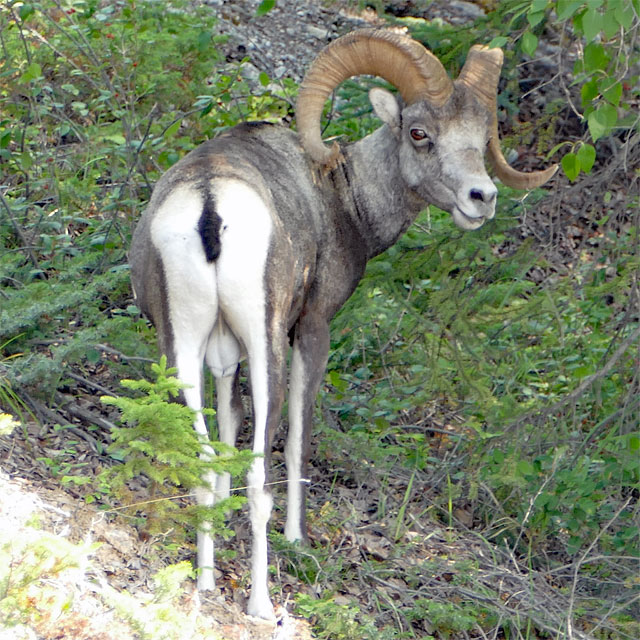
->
[561,152,580,181]
[327,369,348,392]
[19,151,33,171]
[100,133,126,145]
[61,83,80,96]
[581,78,599,107]
[18,3,35,20]
[582,8,602,42]
[71,101,88,116]
[587,103,618,142]
[598,102,618,127]
[256,0,276,16]
[521,31,538,57]
[488,36,508,49]
[517,460,535,477]
[602,7,620,39]
[583,42,610,73]
[19,62,42,84]
[527,1,547,27]
[578,496,596,514]
[163,120,181,138]
[547,140,573,157]
[614,0,635,28]
[258,71,270,87]
[556,0,583,20]
[530,0,549,10]
[576,143,596,173]
[527,10,546,27]
[600,79,622,106]
[587,111,607,142]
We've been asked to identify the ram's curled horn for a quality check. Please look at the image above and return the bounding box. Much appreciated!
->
[297,28,453,167]
[457,44,558,189]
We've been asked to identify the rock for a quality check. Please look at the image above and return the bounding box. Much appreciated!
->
[306,25,330,40]
[449,0,485,20]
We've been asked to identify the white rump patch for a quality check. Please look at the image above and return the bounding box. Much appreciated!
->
[212,178,273,340]
[151,186,218,340]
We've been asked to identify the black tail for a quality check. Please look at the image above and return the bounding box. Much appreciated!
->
[198,190,222,262]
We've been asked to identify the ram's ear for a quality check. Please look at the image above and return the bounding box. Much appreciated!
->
[369,87,401,132]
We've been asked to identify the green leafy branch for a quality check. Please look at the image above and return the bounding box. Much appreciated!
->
[101,356,254,539]
[492,0,639,182]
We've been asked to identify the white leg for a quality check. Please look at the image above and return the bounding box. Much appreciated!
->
[208,177,286,617]
[168,291,218,591]
[285,343,306,542]
[246,457,274,618]
[195,449,216,591]
[213,368,242,502]
[174,347,217,591]
[284,320,330,543]
[195,492,215,591]
[245,339,278,619]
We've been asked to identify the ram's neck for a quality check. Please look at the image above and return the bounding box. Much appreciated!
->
[345,126,425,259]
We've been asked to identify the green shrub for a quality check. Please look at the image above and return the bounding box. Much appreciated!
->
[0,0,291,397]
[101,356,254,541]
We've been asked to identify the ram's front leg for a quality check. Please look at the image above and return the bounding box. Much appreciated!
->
[285,315,330,543]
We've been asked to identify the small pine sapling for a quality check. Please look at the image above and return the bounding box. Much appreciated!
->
[101,356,254,541]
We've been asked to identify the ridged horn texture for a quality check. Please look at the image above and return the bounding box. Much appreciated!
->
[297,28,453,166]
[457,45,558,189]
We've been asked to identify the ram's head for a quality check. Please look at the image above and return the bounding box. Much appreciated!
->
[296,29,557,230]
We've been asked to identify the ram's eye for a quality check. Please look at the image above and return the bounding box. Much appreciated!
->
[410,128,428,141]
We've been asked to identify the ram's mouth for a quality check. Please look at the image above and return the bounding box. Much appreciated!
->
[454,206,486,229]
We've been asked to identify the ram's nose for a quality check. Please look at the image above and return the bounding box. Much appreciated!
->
[451,178,498,230]
[469,185,497,207]
[467,182,497,218]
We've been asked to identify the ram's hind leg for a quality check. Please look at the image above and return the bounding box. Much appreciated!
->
[206,319,244,503]
[173,332,219,590]
[217,284,289,619]
[212,177,292,618]
[244,327,288,619]
[157,237,220,591]
[214,370,243,501]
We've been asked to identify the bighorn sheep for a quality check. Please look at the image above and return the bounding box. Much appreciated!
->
[129,28,556,619]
